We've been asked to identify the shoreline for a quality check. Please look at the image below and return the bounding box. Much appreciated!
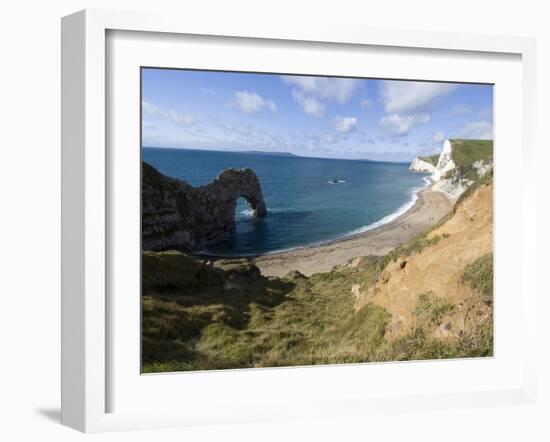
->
[251,185,453,277]
[200,176,432,259]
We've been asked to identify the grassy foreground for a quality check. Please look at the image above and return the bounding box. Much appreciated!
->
[142,176,494,372]
[142,252,492,372]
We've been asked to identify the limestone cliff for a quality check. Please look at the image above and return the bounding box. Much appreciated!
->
[409,153,440,173]
[411,139,493,199]
[142,161,267,252]
[409,157,437,173]
[432,140,456,181]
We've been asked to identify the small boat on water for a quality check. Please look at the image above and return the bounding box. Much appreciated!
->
[328,179,347,184]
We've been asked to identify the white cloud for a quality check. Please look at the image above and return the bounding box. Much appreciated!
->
[201,87,218,97]
[232,90,276,113]
[379,113,430,136]
[360,98,373,109]
[282,75,360,117]
[379,81,457,113]
[359,133,375,144]
[432,131,446,143]
[478,107,493,119]
[324,133,337,144]
[291,90,326,117]
[281,76,360,103]
[142,101,194,125]
[332,116,358,133]
[458,121,493,139]
[452,104,471,115]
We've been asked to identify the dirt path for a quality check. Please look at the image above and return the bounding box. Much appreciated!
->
[254,187,453,277]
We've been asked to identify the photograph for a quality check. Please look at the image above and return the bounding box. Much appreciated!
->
[140,68,494,373]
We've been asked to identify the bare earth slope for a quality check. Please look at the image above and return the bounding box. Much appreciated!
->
[357,180,493,341]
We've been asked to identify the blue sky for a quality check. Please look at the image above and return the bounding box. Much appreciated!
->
[141,68,493,162]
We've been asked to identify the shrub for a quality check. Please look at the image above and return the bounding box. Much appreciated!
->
[462,253,493,304]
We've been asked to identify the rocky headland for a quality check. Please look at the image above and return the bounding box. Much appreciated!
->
[142,161,267,252]
[409,155,439,173]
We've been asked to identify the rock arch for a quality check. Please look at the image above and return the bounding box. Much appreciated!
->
[207,168,267,219]
[142,162,267,252]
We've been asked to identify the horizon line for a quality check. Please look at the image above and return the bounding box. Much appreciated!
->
[141,145,416,164]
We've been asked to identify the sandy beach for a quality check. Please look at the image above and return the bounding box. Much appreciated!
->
[253,186,453,277]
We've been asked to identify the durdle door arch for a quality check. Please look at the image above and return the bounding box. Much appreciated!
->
[142,161,267,252]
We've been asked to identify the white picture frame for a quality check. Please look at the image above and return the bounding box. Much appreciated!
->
[61,9,538,433]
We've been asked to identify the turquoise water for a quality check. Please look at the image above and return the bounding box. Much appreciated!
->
[143,147,429,256]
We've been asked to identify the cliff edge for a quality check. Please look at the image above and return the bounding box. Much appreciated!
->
[409,154,439,173]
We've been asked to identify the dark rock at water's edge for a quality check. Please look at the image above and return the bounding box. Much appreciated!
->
[142,161,267,252]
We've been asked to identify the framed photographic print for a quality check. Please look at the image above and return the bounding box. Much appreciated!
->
[61,9,538,432]
[140,68,494,373]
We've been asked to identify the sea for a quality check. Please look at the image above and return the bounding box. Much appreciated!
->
[142,147,430,256]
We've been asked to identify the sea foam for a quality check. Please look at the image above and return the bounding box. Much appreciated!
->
[345,175,431,236]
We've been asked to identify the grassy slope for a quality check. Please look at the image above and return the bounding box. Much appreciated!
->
[142,177,494,372]
[418,153,440,167]
[142,255,390,372]
[462,253,493,305]
[450,139,493,167]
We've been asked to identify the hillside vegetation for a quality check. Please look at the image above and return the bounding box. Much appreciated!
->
[449,139,493,167]
[142,175,494,372]
[436,140,493,194]
[418,153,440,166]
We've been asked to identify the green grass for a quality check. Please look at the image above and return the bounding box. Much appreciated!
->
[449,139,493,168]
[437,139,494,183]
[375,291,491,362]
[374,234,446,275]
[142,255,395,371]
[414,292,454,326]
[142,250,225,293]
[376,319,493,361]
[418,153,440,167]
[462,253,494,304]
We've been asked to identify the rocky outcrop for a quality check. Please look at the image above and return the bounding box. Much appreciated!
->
[409,157,437,173]
[432,140,456,181]
[142,162,267,252]
[431,176,471,199]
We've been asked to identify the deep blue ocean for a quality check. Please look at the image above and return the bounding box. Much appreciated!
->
[143,147,429,256]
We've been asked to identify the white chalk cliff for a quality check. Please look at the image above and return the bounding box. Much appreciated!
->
[409,157,436,173]
[432,140,456,181]
[410,139,493,199]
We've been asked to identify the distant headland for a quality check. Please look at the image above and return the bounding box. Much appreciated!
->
[239,150,298,157]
